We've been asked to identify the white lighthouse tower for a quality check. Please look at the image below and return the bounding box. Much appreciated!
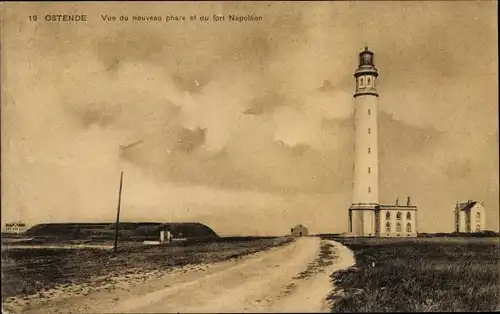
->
[348,46,380,236]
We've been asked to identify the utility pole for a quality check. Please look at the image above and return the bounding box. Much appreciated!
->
[114,171,124,253]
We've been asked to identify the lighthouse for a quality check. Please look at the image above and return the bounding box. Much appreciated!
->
[348,46,380,236]
[347,47,419,238]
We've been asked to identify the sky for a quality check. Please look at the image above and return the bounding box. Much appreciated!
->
[1,1,498,235]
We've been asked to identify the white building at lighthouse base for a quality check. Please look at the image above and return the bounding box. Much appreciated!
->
[349,200,418,237]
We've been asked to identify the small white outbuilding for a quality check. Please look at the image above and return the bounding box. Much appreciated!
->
[290,224,308,237]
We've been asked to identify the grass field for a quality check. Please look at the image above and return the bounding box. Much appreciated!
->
[1,236,292,301]
[325,237,500,312]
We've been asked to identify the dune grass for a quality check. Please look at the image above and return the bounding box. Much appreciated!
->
[326,237,500,312]
[1,236,292,300]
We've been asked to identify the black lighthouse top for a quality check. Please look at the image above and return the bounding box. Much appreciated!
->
[359,46,374,66]
[354,46,378,78]
[353,46,379,97]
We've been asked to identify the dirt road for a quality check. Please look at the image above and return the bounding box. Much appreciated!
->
[17,237,355,313]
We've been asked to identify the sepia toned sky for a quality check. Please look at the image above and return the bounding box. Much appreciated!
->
[1,1,498,235]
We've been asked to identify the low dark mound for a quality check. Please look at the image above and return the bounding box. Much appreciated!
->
[130,222,219,239]
[23,222,218,241]
[104,222,163,231]
[25,223,110,237]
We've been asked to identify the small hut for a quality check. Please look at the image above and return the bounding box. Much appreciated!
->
[290,224,308,237]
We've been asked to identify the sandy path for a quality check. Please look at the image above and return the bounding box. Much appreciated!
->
[15,237,355,313]
[270,240,356,313]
